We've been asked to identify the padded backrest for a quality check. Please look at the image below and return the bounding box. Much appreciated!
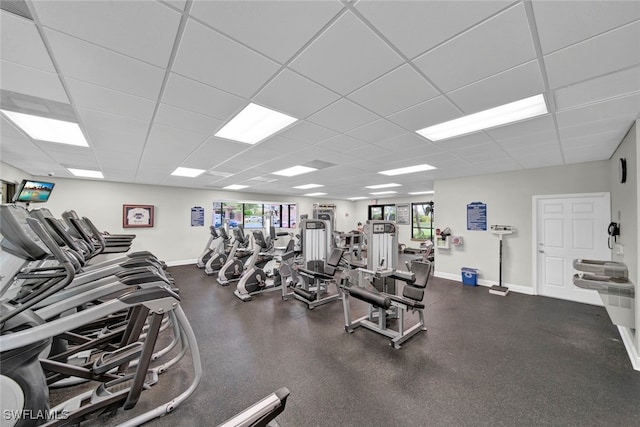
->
[411,261,432,289]
[285,239,295,253]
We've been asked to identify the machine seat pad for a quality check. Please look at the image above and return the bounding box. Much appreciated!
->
[348,286,391,309]
[401,285,425,302]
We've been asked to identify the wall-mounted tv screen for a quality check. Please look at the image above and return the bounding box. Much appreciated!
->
[13,180,55,203]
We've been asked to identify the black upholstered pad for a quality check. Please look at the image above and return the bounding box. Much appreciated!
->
[348,286,391,309]
[411,261,432,289]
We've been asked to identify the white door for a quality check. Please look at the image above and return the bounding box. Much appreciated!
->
[535,193,610,305]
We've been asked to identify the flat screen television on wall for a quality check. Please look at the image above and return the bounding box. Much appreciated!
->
[13,179,55,203]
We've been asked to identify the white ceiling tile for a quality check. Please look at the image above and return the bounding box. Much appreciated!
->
[447,60,544,114]
[554,66,640,111]
[435,133,492,152]
[66,78,156,122]
[452,144,512,165]
[76,107,149,153]
[344,144,393,160]
[388,96,460,131]
[35,143,98,169]
[33,0,181,67]
[555,93,640,129]
[159,1,187,12]
[355,0,510,59]
[290,11,404,95]
[413,3,536,92]
[1,60,69,103]
[154,103,222,135]
[182,138,247,171]
[255,135,308,153]
[190,0,342,63]
[254,69,340,119]
[278,121,338,144]
[370,132,435,152]
[544,21,640,89]
[162,73,246,120]
[561,129,628,151]
[44,28,165,100]
[494,129,559,150]
[316,135,370,153]
[138,124,209,172]
[532,0,640,54]
[346,119,406,144]
[348,64,439,116]
[1,11,56,72]
[486,115,556,141]
[558,116,633,142]
[172,18,280,98]
[307,99,378,133]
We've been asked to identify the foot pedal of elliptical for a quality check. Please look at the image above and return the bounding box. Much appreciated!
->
[92,342,143,375]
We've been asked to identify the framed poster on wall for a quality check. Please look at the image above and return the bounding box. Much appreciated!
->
[123,204,154,228]
[396,204,410,225]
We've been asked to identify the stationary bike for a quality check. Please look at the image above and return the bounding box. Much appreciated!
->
[234,230,279,301]
[204,227,231,275]
[217,226,252,285]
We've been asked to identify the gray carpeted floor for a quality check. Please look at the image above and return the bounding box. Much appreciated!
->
[89,260,639,427]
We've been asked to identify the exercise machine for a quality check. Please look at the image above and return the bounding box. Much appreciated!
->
[217,226,252,286]
[341,260,432,349]
[203,227,232,275]
[234,230,280,302]
[289,219,343,309]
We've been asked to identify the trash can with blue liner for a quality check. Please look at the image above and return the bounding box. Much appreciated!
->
[461,268,478,286]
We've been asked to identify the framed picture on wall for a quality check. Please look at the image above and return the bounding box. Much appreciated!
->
[123,204,154,228]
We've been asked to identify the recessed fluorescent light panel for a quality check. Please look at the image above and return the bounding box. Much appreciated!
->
[273,165,317,177]
[365,183,401,189]
[171,167,205,178]
[293,184,324,190]
[67,168,103,179]
[369,191,398,195]
[380,164,436,176]
[416,94,548,141]
[348,197,367,200]
[223,184,249,190]
[2,109,88,146]
[408,191,435,195]
[304,192,327,197]
[214,103,297,144]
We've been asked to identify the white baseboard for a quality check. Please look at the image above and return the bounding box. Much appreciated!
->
[165,259,197,267]
[617,326,640,371]
[433,270,534,295]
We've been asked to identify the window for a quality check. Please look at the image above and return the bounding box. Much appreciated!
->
[243,203,263,229]
[368,204,396,221]
[212,202,297,229]
[411,202,434,240]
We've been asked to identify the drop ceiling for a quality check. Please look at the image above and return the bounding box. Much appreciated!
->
[1,0,639,200]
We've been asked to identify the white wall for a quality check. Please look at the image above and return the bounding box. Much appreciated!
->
[0,162,27,185]
[432,161,611,292]
[0,168,355,265]
[609,120,639,363]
